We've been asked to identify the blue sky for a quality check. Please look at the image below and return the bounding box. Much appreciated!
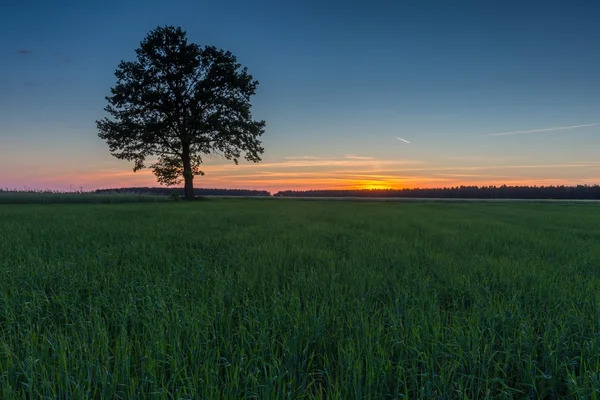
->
[1,0,599,191]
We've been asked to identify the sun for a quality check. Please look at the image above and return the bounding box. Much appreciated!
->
[352,181,396,190]
[363,184,392,190]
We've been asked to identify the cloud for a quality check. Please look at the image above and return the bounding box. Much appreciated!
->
[436,173,500,178]
[283,156,323,160]
[396,137,411,144]
[17,49,33,55]
[485,123,600,137]
[196,158,600,176]
[203,163,600,184]
[387,162,600,173]
[345,154,373,160]
[444,156,516,162]
[210,157,421,170]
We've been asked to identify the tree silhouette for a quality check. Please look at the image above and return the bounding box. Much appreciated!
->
[97,26,266,200]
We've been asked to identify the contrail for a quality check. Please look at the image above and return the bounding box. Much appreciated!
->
[486,123,600,137]
[396,137,411,144]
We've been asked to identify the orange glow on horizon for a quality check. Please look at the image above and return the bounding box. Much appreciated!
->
[352,182,399,190]
[2,157,599,193]
[6,172,600,194]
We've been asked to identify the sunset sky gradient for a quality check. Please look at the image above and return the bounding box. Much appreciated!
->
[1,0,599,192]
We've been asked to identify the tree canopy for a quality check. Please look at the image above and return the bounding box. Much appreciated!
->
[96,25,266,200]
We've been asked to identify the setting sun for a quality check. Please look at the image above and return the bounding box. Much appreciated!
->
[352,181,398,190]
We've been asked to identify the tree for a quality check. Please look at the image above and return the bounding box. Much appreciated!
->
[96,25,266,200]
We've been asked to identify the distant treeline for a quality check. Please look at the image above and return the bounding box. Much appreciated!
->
[91,185,600,199]
[95,187,272,197]
[273,185,600,199]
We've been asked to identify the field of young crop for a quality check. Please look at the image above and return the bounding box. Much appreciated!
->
[1,199,599,398]
[0,191,168,205]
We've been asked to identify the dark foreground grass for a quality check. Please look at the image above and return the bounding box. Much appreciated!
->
[0,191,168,204]
[1,200,599,399]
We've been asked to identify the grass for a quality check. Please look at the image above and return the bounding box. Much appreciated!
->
[1,199,599,398]
[0,190,168,204]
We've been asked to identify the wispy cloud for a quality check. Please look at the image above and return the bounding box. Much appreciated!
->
[206,157,421,171]
[193,159,599,176]
[283,156,323,160]
[485,123,600,137]
[396,137,411,144]
[345,154,373,160]
[445,156,516,162]
[17,49,33,55]
[389,162,600,173]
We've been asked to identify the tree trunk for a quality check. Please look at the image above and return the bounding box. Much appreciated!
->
[184,172,194,201]
[182,145,194,201]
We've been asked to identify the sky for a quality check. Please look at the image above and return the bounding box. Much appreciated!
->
[1,0,599,192]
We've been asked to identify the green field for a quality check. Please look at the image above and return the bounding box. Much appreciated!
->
[0,191,168,205]
[1,200,600,398]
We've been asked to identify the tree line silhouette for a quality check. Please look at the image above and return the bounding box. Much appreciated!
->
[272,185,600,199]
[94,185,600,199]
[95,187,271,197]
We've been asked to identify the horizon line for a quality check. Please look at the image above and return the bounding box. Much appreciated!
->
[4,182,600,195]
